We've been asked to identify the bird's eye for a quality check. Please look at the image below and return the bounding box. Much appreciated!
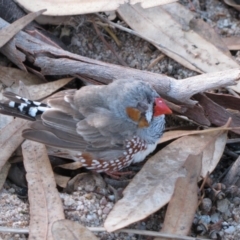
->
[137,102,148,112]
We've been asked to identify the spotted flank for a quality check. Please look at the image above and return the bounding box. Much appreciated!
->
[8,95,50,118]
[76,136,147,173]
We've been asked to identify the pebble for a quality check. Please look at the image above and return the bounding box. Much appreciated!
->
[224,226,236,234]
[64,196,75,206]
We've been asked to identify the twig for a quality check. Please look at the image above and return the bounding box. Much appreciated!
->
[0,226,210,239]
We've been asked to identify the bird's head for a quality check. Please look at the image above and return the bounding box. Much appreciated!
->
[106,80,172,128]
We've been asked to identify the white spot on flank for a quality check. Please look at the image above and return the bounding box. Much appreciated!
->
[102,165,109,169]
[9,101,15,107]
[18,103,27,112]
[28,107,38,117]
[16,96,21,99]
[86,166,96,169]
[129,148,133,154]
[80,159,86,163]
[92,160,100,164]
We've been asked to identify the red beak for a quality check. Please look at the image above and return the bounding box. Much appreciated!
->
[154,98,172,116]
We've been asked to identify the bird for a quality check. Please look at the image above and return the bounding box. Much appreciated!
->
[0,79,172,173]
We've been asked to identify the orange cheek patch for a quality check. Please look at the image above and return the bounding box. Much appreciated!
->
[138,116,149,128]
[126,107,141,122]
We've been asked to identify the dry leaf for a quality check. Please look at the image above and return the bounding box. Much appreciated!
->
[15,0,177,16]
[54,173,70,188]
[26,77,74,100]
[0,161,11,190]
[205,92,240,111]
[0,9,46,47]
[195,93,240,134]
[57,162,83,170]
[117,3,239,73]
[52,219,99,240]
[159,154,202,238]
[22,140,64,240]
[222,36,240,50]
[104,126,228,231]
[0,118,28,171]
[1,69,73,100]
[0,66,44,88]
[189,18,231,57]
[160,125,239,144]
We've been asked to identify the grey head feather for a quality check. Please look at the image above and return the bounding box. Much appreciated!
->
[103,79,159,123]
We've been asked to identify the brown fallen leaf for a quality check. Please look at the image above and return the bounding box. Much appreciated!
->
[189,18,231,57]
[194,93,240,134]
[0,66,44,89]
[15,0,177,16]
[104,125,228,231]
[22,140,64,240]
[117,3,239,73]
[0,118,28,171]
[0,9,46,47]
[158,154,202,239]
[26,77,74,100]
[222,36,240,50]
[160,124,238,144]
[52,219,99,240]
[0,161,11,190]
[205,92,240,111]
[57,162,83,170]
[54,173,70,188]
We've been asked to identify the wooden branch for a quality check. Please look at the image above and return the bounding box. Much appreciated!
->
[0,17,239,105]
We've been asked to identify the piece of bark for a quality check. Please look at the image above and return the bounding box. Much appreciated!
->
[205,92,240,111]
[0,17,239,106]
[194,93,240,134]
[182,104,211,126]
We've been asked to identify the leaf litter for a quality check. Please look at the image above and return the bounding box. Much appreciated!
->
[1,1,240,239]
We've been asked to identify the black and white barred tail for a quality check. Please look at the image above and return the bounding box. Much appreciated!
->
[0,92,50,120]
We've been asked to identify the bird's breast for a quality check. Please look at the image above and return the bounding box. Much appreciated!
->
[132,142,158,163]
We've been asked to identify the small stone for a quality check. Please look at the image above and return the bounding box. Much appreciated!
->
[64,197,75,206]
[224,226,235,234]
[217,199,230,213]
[233,197,240,206]
[200,198,212,213]
[102,206,111,214]
[100,197,107,206]
[8,188,15,194]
